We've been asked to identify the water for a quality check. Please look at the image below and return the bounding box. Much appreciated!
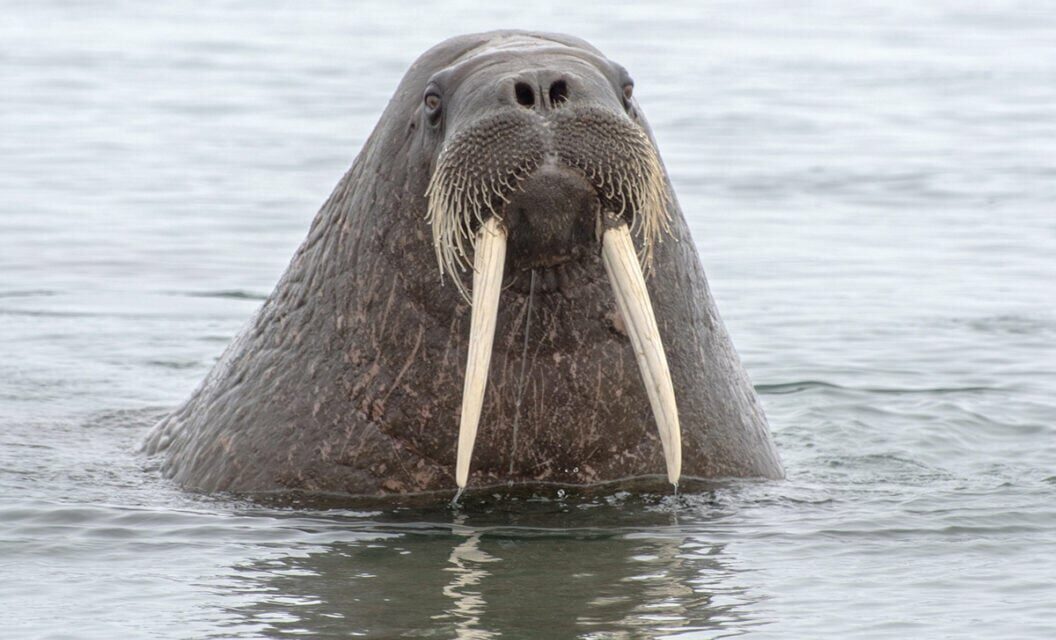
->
[2,1,1055,637]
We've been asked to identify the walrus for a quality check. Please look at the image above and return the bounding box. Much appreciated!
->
[144,30,784,496]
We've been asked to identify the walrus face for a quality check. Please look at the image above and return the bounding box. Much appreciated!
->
[420,38,680,491]
[423,44,670,284]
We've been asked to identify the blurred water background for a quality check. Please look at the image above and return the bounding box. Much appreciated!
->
[2,1,1055,638]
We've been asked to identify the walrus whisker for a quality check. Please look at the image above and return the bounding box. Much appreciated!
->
[552,107,673,275]
[426,123,542,299]
[427,106,673,302]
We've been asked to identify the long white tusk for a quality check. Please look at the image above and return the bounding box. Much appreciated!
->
[455,216,507,489]
[601,223,682,485]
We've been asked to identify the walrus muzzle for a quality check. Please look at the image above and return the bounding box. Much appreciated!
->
[425,106,681,489]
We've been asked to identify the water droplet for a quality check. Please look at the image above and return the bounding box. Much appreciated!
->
[556,489,566,499]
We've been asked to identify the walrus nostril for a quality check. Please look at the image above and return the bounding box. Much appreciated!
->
[515,82,535,108]
[549,80,568,106]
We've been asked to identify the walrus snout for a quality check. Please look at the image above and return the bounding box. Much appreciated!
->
[426,103,669,292]
[503,161,598,271]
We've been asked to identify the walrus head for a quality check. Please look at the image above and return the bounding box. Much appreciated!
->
[417,35,681,489]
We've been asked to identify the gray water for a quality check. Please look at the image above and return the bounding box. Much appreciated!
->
[2,1,1055,638]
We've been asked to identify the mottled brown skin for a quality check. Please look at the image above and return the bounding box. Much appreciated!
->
[144,31,784,496]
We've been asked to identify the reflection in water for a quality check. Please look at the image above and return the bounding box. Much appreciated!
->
[224,495,764,638]
[434,518,501,639]
[611,532,695,635]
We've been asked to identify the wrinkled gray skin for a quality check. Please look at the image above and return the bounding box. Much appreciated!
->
[144,31,784,495]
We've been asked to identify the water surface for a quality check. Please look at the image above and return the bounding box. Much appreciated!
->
[3,2,1055,638]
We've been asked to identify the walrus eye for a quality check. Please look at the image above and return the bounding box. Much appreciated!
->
[424,91,442,125]
[622,82,634,103]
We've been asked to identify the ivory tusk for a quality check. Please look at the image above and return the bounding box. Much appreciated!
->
[455,216,507,488]
[601,223,682,485]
